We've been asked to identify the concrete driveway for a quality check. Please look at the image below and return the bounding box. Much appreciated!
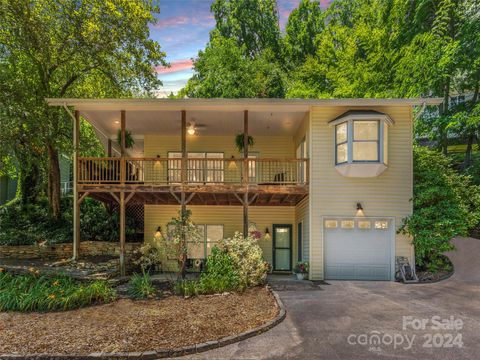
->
[184,237,480,359]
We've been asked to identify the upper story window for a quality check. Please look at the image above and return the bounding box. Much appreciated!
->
[330,110,394,177]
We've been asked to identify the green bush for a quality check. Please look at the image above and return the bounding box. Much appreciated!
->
[128,271,156,299]
[219,232,269,288]
[0,197,140,245]
[173,279,200,297]
[401,146,480,271]
[199,247,240,293]
[0,271,117,312]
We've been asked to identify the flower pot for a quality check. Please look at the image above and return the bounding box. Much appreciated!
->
[296,273,305,280]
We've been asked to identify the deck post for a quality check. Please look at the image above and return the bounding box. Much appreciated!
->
[73,110,80,260]
[107,139,112,157]
[119,191,126,276]
[181,110,187,278]
[119,110,126,276]
[243,110,249,237]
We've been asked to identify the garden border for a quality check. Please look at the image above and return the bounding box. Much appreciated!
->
[0,286,286,360]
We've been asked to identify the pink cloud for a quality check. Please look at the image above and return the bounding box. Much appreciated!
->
[154,59,193,74]
[152,16,190,29]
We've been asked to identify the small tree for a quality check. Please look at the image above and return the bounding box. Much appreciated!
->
[166,209,202,279]
[400,146,480,271]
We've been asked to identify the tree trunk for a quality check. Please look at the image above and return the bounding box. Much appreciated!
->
[47,144,61,219]
[463,132,475,169]
[439,80,451,155]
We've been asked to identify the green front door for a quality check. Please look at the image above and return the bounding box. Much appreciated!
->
[273,224,292,271]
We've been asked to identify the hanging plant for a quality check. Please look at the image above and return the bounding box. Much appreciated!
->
[235,133,254,153]
[117,129,135,149]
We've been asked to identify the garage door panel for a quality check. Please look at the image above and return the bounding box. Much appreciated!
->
[324,219,393,281]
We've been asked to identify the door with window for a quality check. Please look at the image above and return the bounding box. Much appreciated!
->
[168,152,224,184]
[273,224,292,271]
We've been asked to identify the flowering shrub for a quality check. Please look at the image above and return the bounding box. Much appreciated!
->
[199,247,240,293]
[219,232,269,288]
[133,239,165,272]
[294,261,309,274]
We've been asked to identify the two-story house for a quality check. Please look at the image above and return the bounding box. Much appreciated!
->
[47,98,442,280]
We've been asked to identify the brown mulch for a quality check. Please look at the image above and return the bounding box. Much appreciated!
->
[0,287,278,355]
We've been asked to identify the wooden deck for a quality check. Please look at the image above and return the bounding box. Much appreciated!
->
[78,157,309,206]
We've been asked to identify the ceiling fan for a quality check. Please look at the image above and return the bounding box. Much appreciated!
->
[187,121,206,135]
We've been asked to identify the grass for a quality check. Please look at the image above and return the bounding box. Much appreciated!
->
[0,271,117,312]
[128,271,157,299]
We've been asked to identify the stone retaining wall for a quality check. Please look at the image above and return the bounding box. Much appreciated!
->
[0,241,141,259]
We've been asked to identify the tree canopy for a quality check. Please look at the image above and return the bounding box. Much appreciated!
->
[0,0,166,217]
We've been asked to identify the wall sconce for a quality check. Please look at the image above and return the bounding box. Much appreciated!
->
[154,154,163,170]
[228,156,237,170]
[356,202,365,217]
[264,228,271,241]
[154,226,162,239]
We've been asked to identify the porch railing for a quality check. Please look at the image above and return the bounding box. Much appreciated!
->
[77,157,309,186]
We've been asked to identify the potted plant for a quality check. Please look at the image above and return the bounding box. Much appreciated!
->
[117,129,135,149]
[235,133,254,153]
[293,261,309,280]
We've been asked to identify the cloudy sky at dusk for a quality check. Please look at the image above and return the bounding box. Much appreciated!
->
[151,0,331,95]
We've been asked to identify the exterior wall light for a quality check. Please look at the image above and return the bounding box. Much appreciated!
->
[154,226,162,239]
[356,202,365,217]
[264,228,271,240]
[228,156,237,169]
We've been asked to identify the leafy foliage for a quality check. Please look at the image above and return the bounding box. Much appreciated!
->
[235,133,255,153]
[173,279,200,297]
[199,247,240,293]
[293,261,309,274]
[219,232,269,288]
[0,197,140,245]
[117,129,135,150]
[0,271,116,312]
[128,271,156,299]
[400,147,480,270]
[133,238,165,272]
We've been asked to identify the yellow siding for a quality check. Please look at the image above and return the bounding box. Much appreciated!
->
[295,196,309,261]
[144,135,295,158]
[144,205,296,266]
[309,106,414,280]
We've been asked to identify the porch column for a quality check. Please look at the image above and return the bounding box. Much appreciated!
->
[107,139,112,157]
[243,110,249,237]
[181,109,187,212]
[73,110,80,260]
[119,110,126,276]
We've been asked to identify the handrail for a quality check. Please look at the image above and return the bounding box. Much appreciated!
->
[77,157,309,186]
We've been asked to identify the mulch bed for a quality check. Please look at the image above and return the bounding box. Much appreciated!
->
[0,287,278,355]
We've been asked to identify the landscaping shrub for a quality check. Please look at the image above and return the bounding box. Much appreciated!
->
[199,247,240,293]
[128,271,156,299]
[400,146,480,271]
[0,197,140,245]
[0,271,117,312]
[173,279,200,297]
[219,232,269,288]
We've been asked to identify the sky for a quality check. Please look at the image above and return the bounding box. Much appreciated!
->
[150,0,331,96]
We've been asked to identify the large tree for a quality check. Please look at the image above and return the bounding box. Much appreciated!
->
[0,0,166,217]
[181,0,285,98]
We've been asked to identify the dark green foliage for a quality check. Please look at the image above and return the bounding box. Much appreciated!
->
[0,197,140,245]
[128,271,156,299]
[116,129,135,149]
[199,247,241,293]
[235,133,255,153]
[173,279,200,297]
[0,272,116,312]
[400,147,480,271]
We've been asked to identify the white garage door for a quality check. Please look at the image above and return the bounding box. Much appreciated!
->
[324,218,393,281]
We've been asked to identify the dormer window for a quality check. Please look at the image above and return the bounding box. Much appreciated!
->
[330,110,394,177]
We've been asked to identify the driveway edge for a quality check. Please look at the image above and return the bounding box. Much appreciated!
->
[0,286,286,360]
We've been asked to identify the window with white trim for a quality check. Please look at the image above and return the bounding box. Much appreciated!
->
[330,111,393,177]
[186,224,224,259]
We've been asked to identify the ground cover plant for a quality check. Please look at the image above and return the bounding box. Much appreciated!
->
[128,271,156,299]
[0,271,116,312]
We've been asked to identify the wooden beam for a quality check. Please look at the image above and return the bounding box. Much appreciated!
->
[233,192,244,205]
[107,139,112,157]
[125,192,135,204]
[120,110,126,185]
[109,192,120,204]
[212,193,219,205]
[186,193,196,204]
[169,190,181,204]
[119,191,126,276]
[73,110,80,260]
[248,193,259,205]
[78,191,90,204]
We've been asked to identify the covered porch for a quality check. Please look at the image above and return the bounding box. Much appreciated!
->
[48,99,311,275]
